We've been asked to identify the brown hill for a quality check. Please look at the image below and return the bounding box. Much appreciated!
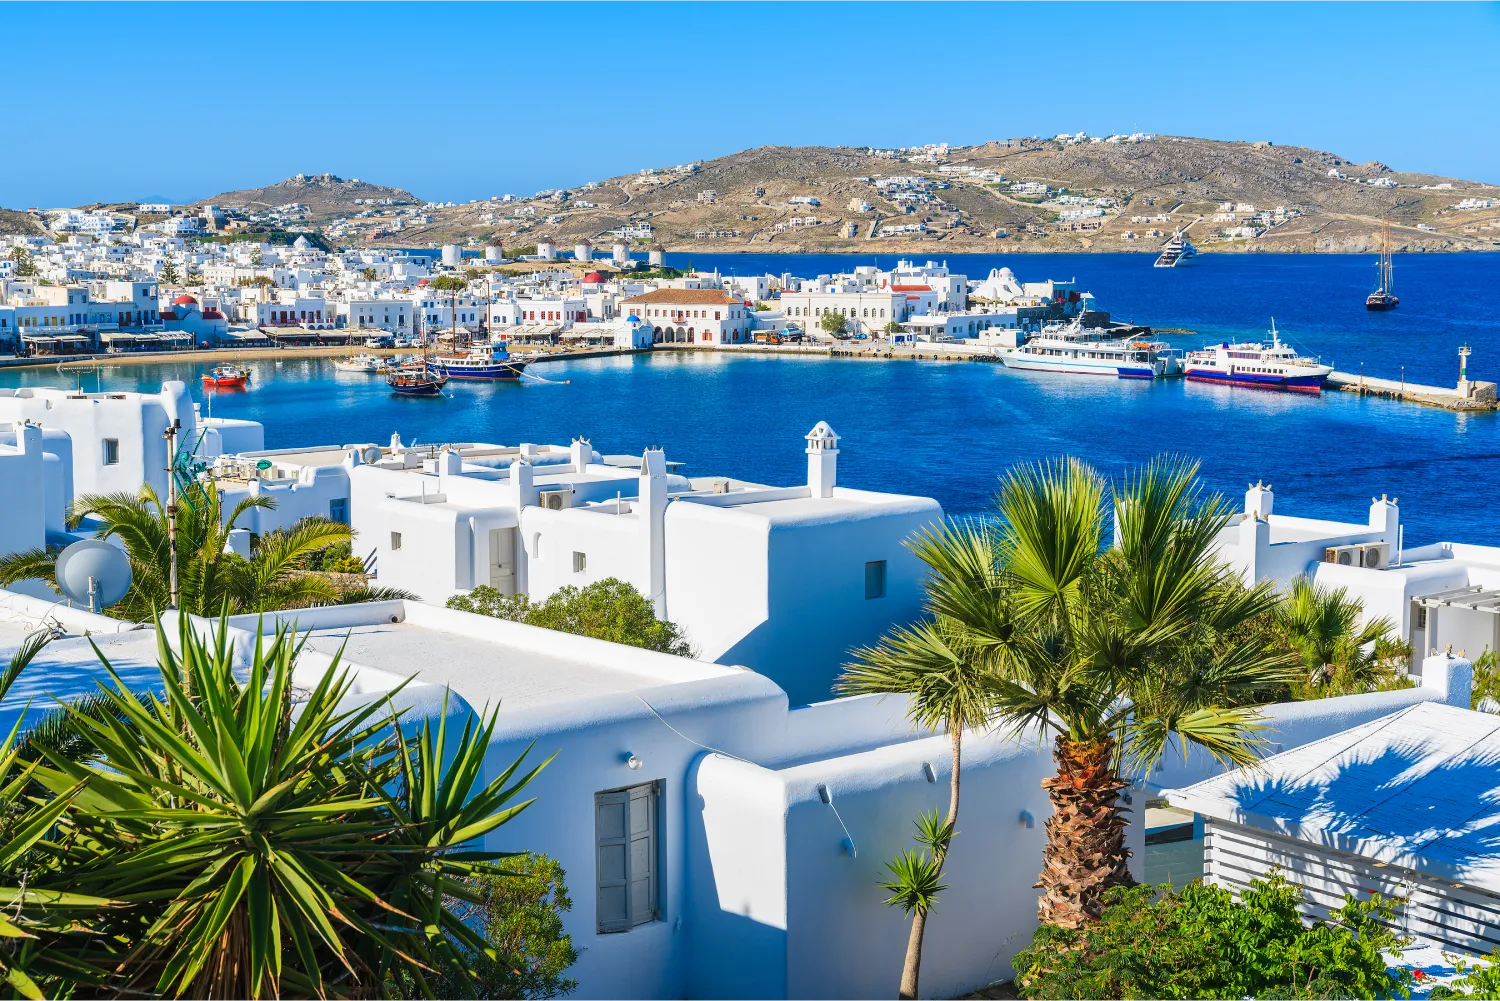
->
[192,173,420,222]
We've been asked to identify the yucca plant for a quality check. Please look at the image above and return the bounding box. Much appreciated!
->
[24,613,550,999]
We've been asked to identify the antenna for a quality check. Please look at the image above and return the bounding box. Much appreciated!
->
[55,540,132,613]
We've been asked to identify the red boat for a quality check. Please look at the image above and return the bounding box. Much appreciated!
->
[201,365,251,389]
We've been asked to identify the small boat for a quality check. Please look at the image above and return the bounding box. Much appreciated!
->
[1183,319,1331,393]
[333,353,387,374]
[1366,218,1399,311]
[426,340,527,381]
[999,316,1181,379]
[1153,230,1198,268]
[201,365,251,388]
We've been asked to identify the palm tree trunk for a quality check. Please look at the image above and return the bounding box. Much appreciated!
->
[897,719,963,1000]
[1035,734,1133,928]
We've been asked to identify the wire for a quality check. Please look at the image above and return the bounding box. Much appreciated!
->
[629,691,751,764]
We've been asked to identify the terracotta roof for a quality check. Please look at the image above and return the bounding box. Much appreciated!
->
[623,289,739,305]
[890,284,932,292]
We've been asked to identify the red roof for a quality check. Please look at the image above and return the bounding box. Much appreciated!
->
[173,294,197,305]
[890,284,932,292]
[583,272,606,283]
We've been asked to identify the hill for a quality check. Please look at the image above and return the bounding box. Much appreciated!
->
[190,173,420,222]
[387,136,1500,255]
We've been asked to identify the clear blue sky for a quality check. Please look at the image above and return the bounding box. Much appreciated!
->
[5,1,1498,207]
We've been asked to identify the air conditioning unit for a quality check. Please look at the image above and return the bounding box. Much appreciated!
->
[539,489,571,511]
[1359,542,1391,569]
[1324,545,1361,566]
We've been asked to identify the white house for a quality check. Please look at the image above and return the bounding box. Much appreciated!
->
[622,289,756,345]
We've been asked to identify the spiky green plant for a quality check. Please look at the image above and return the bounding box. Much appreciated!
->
[22,613,551,999]
[1276,577,1406,697]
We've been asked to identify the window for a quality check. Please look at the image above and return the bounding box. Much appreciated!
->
[329,498,348,524]
[864,560,887,600]
[596,782,660,933]
[102,438,120,465]
[390,531,402,551]
[573,551,587,574]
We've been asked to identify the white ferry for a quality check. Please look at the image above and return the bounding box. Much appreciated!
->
[1183,320,1332,394]
[999,317,1181,380]
[426,341,528,381]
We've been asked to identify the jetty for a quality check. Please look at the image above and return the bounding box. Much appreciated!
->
[1327,347,1497,412]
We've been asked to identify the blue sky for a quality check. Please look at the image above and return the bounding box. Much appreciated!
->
[5,1,1498,207]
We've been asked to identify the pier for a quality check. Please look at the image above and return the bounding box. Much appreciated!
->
[1328,347,1497,412]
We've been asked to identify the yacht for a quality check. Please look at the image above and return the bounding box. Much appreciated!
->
[426,340,528,381]
[1153,230,1198,268]
[1183,320,1332,393]
[999,316,1181,379]
[333,353,387,374]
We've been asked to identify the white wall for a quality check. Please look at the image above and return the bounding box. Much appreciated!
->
[0,425,46,558]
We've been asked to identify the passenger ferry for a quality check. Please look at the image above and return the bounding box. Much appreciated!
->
[999,317,1181,379]
[1183,320,1332,393]
[426,341,527,381]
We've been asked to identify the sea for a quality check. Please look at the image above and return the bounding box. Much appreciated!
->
[3,252,1497,545]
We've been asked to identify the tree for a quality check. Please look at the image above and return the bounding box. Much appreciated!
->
[363,267,377,281]
[448,578,694,657]
[838,521,999,999]
[884,320,904,335]
[819,311,847,336]
[874,457,1292,929]
[8,246,37,278]
[18,613,556,999]
[1276,577,1407,698]
[0,480,355,618]
[157,258,180,285]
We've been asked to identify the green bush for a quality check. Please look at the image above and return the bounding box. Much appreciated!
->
[1012,873,1414,1000]
[448,577,694,656]
[1429,948,1500,998]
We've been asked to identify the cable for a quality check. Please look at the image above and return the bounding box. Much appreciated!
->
[629,691,751,764]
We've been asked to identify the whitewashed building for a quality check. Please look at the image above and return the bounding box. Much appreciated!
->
[622,289,756,345]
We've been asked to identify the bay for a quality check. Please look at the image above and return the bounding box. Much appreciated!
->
[2,253,1495,546]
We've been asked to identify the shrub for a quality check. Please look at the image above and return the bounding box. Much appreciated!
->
[1429,948,1500,998]
[1012,873,1414,1000]
[449,577,694,656]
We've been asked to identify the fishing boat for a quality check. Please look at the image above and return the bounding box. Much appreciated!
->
[426,340,527,381]
[999,316,1181,379]
[1183,319,1331,393]
[1366,218,1399,311]
[1153,229,1198,268]
[332,353,387,374]
[387,369,448,396]
[201,365,251,389]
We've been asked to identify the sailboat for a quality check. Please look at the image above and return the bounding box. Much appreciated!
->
[387,339,448,397]
[1365,218,1399,311]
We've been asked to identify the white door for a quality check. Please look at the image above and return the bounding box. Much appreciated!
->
[488,528,517,594]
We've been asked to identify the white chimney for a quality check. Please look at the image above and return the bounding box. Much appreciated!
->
[806,421,840,499]
[570,437,592,473]
[639,449,668,617]
[1244,480,1273,519]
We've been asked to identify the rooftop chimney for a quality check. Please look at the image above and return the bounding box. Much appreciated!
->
[806,422,840,499]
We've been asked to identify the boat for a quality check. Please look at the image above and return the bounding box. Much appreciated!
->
[1366,218,1399,310]
[332,353,387,374]
[387,369,448,396]
[426,340,527,381]
[998,316,1181,379]
[1183,319,1332,393]
[1153,229,1198,268]
[201,365,251,389]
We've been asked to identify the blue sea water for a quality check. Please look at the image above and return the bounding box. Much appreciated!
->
[3,253,1497,545]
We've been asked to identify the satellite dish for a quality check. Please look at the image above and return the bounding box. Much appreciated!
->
[255,459,273,471]
[56,540,132,613]
[361,446,382,464]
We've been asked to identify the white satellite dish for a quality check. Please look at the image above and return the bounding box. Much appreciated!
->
[55,540,132,613]
[361,446,382,464]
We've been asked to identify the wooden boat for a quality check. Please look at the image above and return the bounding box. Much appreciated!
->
[201,365,251,388]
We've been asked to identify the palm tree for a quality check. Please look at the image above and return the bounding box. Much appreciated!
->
[20,613,551,999]
[0,481,354,618]
[838,521,1001,999]
[1277,577,1400,697]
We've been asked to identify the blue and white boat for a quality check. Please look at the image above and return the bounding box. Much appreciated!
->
[999,317,1180,380]
[426,341,527,381]
[1183,319,1331,394]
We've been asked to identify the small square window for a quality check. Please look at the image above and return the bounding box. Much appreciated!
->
[102,438,120,465]
[573,551,587,574]
[864,560,887,600]
[391,531,403,551]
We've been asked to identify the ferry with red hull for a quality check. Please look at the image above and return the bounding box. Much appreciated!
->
[1184,320,1331,394]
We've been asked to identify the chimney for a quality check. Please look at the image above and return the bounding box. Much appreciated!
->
[1244,480,1274,519]
[806,421,840,499]
[1234,510,1270,585]
[570,436,592,473]
[639,449,669,617]
[1369,493,1400,548]
[508,457,534,510]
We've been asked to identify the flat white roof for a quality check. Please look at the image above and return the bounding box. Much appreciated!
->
[1167,701,1500,891]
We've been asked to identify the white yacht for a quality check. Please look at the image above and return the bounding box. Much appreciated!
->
[1183,319,1332,394]
[1153,230,1198,268]
[332,353,387,374]
[999,316,1181,380]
